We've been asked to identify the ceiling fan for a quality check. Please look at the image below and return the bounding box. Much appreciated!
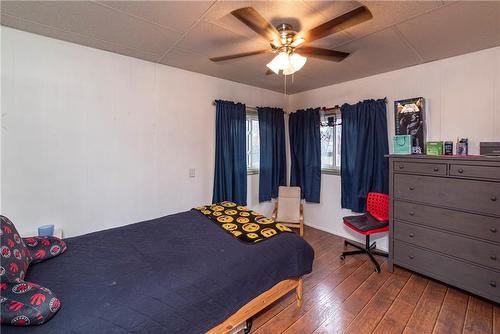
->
[210,6,373,75]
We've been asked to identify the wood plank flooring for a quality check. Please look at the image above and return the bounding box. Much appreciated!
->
[248,226,499,334]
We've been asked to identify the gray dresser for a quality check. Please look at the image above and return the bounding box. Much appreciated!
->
[388,155,500,303]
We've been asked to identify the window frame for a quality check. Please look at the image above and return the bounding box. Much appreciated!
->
[321,110,341,175]
[246,109,260,175]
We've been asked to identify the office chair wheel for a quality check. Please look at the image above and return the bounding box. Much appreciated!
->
[339,255,345,261]
[374,266,381,273]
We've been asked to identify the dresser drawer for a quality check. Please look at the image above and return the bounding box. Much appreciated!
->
[394,174,500,216]
[393,201,500,243]
[394,240,500,303]
[394,220,500,270]
[393,161,446,176]
[450,164,500,181]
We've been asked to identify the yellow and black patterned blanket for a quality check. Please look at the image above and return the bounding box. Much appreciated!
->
[194,201,292,243]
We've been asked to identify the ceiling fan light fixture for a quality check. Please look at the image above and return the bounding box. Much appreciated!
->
[266,51,289,74]
[291,38,305,47]
[274,51,290,68]
[266,60,281,75]
[266,51,308,75]
[289,53,307,72]
[270,39,281,48]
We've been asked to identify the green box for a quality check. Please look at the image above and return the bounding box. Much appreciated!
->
[426,141,444,155]
[393,135,412,155]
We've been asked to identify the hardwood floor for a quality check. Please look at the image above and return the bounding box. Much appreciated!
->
[248,226,500,334]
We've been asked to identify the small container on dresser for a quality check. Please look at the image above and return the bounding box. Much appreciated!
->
[388,155,500,303]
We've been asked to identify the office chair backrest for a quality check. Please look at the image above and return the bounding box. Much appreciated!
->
[366,192,389,222]
[276,186,301,223]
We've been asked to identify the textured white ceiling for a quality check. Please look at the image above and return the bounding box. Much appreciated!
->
[1,1,499,94]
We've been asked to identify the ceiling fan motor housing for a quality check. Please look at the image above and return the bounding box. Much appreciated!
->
[276,23,297,48]
[276,23,294,33]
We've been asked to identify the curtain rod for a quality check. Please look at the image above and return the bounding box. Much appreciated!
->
[322,97,388,112]
[212,97,388,112]
[212,100,257,111]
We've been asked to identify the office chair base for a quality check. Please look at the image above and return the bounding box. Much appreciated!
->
[340,236,388,273]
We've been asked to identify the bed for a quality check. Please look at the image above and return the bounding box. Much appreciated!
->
[2,209,314,334]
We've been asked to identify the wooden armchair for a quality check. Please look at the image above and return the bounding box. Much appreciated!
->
[272,186,304,236]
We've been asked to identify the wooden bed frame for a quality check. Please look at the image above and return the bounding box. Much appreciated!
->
[207,278,303,334]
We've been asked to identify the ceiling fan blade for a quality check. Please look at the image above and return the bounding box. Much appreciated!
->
[231,7,280,42]
[300,6,372,43]
[298,47,350,62]
[210,49,270,62]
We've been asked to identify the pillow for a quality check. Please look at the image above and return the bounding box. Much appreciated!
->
[0,281,61,326]
[0,215,66,326]
[0,216,32,283]
[23,236,67,264]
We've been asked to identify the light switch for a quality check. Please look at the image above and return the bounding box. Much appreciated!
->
[189,168,196,178]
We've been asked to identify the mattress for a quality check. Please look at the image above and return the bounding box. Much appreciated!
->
[1,209,314,333]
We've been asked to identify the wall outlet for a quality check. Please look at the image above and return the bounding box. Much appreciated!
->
[189,168,196,178]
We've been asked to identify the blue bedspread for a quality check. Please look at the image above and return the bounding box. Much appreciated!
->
[2,210,314,333]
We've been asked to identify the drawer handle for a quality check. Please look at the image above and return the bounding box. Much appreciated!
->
[491,227,497,233]
[409,211,415,216]
[409,255,415,260]
[409,233,414,238]
[399,165,404,169]
[433,167,439,172]
[491,196,497,202]
[491,255,497,261]
[490,281,497,288]
[458,168,464,174]
[409,186,415,191]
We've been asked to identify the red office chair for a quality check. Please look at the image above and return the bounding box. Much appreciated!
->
[340,192,389,273]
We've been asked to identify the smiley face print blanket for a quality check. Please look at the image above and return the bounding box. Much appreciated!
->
[194,201,293,243]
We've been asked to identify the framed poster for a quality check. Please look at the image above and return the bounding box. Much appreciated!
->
[394,97,426,154]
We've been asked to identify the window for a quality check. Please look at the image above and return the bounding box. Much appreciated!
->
[246,111,259,173]
[320,112,342,174]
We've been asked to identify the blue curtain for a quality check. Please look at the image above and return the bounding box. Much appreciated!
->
[341,99,389,212]
[289,108,321,203]
[212,100,247,205]
[258,107,286,202]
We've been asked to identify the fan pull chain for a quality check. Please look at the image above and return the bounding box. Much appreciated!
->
[284,74,287,95]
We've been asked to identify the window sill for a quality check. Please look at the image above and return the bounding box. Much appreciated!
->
[247,169,259,175]
[321,168,340,175]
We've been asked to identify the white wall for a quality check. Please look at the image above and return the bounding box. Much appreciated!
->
[289,46,500,251]
[1,27,285,237]
[3,26,499,249]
